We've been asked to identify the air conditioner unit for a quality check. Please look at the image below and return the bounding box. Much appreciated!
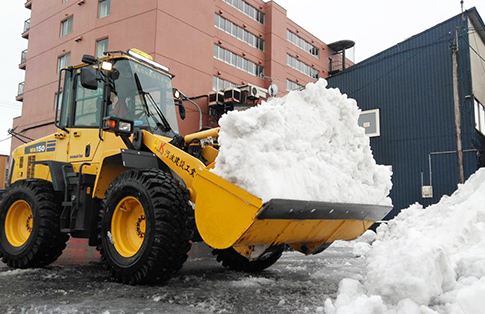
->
[208,91,224,106]
[223,88,241,103]
[239,84,267,100]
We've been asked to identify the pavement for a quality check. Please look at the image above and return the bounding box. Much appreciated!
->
[0,239,363,313]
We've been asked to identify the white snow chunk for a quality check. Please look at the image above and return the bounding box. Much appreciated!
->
[230,276,275,288]
[352,242,371,257]
[324,278,388,314]
[212,79,392,205]
[355,230,377,244]
[0,268,39,276]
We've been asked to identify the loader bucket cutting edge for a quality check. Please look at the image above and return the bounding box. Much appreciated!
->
[193,168,393,250]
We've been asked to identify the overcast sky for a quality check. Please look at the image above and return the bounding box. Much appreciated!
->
[0,0,483,155]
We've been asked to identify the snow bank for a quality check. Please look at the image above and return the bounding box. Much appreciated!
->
[212,79,392,205]
[325,168,485,313]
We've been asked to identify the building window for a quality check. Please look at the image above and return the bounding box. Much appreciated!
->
[287,30,319,58]
[286,79,303,91]
[213,76,236,91]
[221,0,265,24]
[214,45,264,77]
[96,38,109,58]
[215,14,264,52]
[60,16,73,37]
[17,82,25,97]
[98,0,111,18]
[286,55,319,79]
[358,109,381,137]
[475,98,485,136]
[58,53,71,72]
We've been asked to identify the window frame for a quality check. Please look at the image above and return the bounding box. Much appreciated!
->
[95,37,109,58]
[98,0,111,19]
[287,29,319,58]
[286,79,303,91]
[214,14,264,52]
[222,0,265,25]
[213,44,263,78]
[58,52,71,73]
[475,98,485,136]
[60,16,73,37]
[286,54,319,79]
[72,73,103,128]
[358,109,381,137]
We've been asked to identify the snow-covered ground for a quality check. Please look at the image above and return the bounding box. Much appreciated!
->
[0,241,365,313]
[326,168,485,314]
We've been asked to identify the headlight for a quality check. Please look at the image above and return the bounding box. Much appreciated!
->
[101,61,113,71]
[118,121,132,133]
[173,89,181,99]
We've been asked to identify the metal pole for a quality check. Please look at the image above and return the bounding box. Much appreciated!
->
[428,149,477,186]
[182,94,203,131]
[342,49,346,71]
[452,28,465,184]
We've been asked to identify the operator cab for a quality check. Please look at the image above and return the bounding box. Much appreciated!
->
[56,49,181,138]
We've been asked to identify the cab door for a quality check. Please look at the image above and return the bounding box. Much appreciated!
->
[66,72,103,164]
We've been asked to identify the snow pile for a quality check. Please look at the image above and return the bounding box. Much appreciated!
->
[212,79,392,205]
[325,168,485,313]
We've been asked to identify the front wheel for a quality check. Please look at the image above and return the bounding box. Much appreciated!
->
[0,180,69,268]
[99,169,192,285]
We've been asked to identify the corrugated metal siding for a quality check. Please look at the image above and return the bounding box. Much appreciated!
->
[327,9,480,216]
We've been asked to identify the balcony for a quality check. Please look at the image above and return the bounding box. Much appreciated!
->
[16,82,24,102]
[328,54,345,76]
[25,0,32,9]
[22,18,30,39]
[19,49,27,70]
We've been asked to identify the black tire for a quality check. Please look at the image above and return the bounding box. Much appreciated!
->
[99,169,192,285]
[213,245,285,272]
[0,180,69,268]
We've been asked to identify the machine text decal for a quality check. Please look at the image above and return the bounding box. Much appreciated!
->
[24,142,47,154]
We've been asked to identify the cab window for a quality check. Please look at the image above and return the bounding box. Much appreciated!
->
[73,74,103,127]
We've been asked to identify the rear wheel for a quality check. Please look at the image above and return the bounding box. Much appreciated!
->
[213,245,285,272]
[0,180,69,268]
[99,169,192,285]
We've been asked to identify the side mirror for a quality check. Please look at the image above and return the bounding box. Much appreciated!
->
[173,88,186,120]
[177,99,186,120]
[80,67,98,90]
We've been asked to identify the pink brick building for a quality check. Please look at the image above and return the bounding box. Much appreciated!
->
[15,0,351,151]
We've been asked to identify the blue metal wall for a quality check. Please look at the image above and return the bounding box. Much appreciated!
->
[327,9,480,217]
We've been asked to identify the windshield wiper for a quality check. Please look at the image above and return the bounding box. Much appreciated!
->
[133,73,172,133]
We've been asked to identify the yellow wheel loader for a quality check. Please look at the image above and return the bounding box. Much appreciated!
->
[0,49,392,284]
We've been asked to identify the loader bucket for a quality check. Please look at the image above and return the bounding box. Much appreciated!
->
[193,168,393,253]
